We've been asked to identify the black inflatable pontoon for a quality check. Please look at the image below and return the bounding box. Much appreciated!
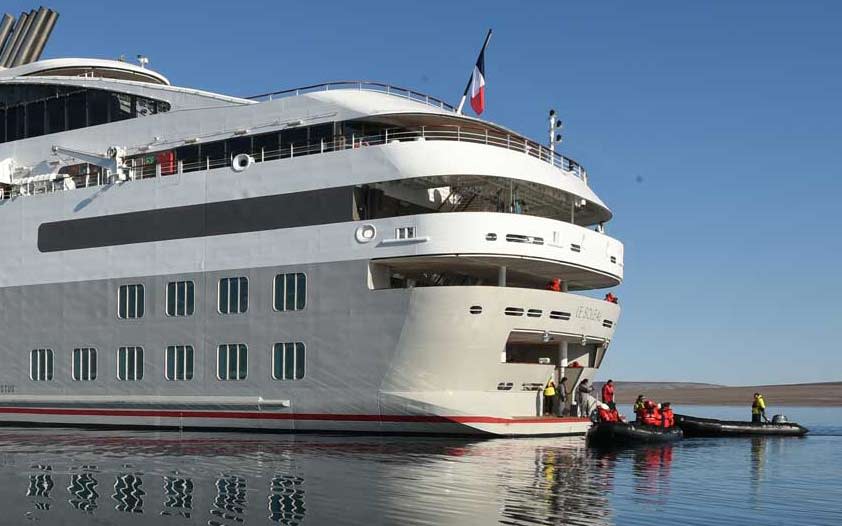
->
[588,422,683,446]
[675,414,809,437]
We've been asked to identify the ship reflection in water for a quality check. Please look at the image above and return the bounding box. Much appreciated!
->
[2,423,841,525]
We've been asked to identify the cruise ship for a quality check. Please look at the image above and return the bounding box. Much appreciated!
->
[0,8,622,436]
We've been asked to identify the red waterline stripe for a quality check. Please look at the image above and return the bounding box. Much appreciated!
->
[0,407,588,425]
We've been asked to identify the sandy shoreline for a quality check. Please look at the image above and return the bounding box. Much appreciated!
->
[606,381,842,407]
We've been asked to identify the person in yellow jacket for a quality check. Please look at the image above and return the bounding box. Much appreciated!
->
[543,380,557,416]
[752,392,767,423]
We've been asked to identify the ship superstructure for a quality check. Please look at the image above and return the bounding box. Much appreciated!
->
[0,10,622,436]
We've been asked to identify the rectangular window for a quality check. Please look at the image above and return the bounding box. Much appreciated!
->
[30,348,54,381]
[72,347,97,381]
[273,273,306,312]
[117,346,144,381]
[166,281,195,317]
[118,284,145,319]
[396,227,415,240]
[217,344,247,380]
[272,342,305,381]
[218,277,248,314]
[165,345,194,381]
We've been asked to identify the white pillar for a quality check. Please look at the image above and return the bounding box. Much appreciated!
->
[498,265,507,287]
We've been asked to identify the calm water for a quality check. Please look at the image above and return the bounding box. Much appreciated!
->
[3,406,841,525]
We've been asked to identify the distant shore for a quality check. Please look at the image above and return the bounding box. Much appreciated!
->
[599,381,842,407]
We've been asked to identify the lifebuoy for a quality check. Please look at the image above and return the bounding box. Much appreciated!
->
[355,224,376,243]
[232,153,254,172]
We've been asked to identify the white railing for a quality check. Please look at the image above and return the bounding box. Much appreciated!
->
[0,126,588,200]
[247,81,456,112]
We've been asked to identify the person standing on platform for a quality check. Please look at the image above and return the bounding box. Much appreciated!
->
[752,393,767,423]
[601,379,616,410]
[543,379,557,416]
[576,379,594,417]
[558,377,569,416]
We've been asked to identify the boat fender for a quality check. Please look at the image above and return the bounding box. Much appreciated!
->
[232,153,254,173]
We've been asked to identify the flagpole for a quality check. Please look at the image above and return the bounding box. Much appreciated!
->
[456,29,493,114]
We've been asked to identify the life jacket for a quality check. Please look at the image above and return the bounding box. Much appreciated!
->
[661,408,674,428]
[598,407,614,422]
[543,383,556,397]
[642,408,661,427]
[602,383,614,403]
[633,400,645,414]
[610,409,621,422]
[752,396,766,414]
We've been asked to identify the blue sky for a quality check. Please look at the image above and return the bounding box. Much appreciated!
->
[13,1,841,385]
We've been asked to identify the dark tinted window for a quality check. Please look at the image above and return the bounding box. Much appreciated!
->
[0,86,169,143]
[309,123,333,143]
[67,91,86,130]
[46,96,65,133]
[281,127,307,148]
[6,106,23,141]
[175,145,200,167]
[26,100,45,137]
[87,90,109,126]
[110,93,133,122]
[227,136,251,158]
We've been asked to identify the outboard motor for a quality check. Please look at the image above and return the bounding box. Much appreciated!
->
[771,414,788,424]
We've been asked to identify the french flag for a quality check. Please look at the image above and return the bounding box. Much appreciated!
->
[459,30,492,116]
[469,48,486,115]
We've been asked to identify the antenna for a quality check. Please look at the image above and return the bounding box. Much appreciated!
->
[548,109,563,154]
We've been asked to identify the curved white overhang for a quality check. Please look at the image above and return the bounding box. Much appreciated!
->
[369,211,624,288]
[0,58,171,85]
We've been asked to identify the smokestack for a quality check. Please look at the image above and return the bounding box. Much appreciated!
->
[0,12,28,67]
[12,6,48,67]
[0,14,14,61]
[3,10,34,68]
[28,9,58,63]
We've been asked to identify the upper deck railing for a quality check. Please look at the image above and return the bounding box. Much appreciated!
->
[247,81,456,112]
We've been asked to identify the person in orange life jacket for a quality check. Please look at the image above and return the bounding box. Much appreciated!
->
[545,278,562,292]
[597,403,618,423]
[660,402,675,428]
[601,379,616,410]
[641,400,661,427]
[604,292,618,304]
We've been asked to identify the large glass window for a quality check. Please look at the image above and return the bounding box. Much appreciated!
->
[109,93,134,122]
[272,342,305,381]
[117,346,144,381]
[274,273,306,312]
[118,284,145,319]
[72,347,97,381]
[67,91,86,130]
[30,348,54,381]
[165,345,194,381]
[0,86,170,144]
[26,100,45,137]
[6,105,23,141]
[166,281,195,317]
[218,277,248,314]
[217,344,247,381]
[46,96,65,134]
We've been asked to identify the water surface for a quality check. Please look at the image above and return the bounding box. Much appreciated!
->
[4,406,841,525]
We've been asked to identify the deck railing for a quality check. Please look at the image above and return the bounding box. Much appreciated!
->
[247,81,456,112]
[0,126,587,200]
